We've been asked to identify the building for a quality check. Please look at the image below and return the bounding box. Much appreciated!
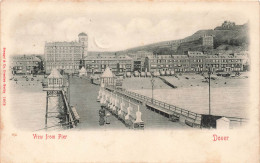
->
[79,67,87,77]
[145,51,245,73]
[201,35,214,47]
[11,55,42,75]
[100,67,115,86]
[186,51,207,72]
[44,33,88,74]
[47,68,64,88]
[84,54,133,74]
[205,54,244,72]
[234,51,250,71]
[127,51,153,72]
[145,54,189,73]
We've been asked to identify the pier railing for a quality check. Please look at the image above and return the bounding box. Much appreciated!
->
[106,86,202,127]
[61,90,77,128]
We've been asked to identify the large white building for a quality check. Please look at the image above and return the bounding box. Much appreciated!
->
[44,33,88,74]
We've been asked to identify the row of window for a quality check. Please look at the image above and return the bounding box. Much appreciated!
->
[12,61,39,65]
[46,47,81,50]
[151,64,189,68]
[47,62,80,65]
[150,63,242,69]
[208,59,241,63]
[46,52,81,56]
[151,67,242,72]
[150,59,242,63]
[85,60,132,64]
[150,59,189,63]
[47,65,79,70]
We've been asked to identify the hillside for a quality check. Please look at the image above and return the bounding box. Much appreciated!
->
[121,22,249,55]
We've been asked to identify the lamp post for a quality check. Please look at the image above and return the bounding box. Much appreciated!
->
[151,77,155,104]
[208,67,211,115]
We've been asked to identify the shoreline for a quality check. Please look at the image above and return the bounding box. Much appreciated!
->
[122,73,250,90]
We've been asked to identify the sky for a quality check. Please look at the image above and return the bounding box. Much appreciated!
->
[2,2,251,55]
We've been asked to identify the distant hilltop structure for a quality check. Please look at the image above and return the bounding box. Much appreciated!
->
[120,21,248,55]
[214,20,248,30]
[44,32,88,74]
[221,21,236,29]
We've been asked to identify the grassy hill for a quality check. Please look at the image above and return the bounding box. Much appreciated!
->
[90,22,249,56]
[122,22,249,55]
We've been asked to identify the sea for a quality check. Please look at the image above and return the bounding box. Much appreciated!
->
[132,85,249,118]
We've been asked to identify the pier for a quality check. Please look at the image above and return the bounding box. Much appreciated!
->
[69,76,188,129]
[41,69,80,130]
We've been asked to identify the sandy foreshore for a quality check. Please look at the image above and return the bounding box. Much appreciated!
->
[122,72,250,90]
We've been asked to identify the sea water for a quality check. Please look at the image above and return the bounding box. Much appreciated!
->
[132,84,249,118]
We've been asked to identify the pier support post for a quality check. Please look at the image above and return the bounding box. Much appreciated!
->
[45,94,48,129]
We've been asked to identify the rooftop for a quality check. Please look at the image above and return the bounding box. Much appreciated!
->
[48,68,63,79]
[84,55,132,61]
[45,41,82,47]
[79,67,87,73]
[101,67,115,78]
[12,55,41,62]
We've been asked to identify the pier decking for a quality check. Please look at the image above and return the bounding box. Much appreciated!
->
[69,77,189,129]
[63,76,248,129]
[69,77,126,129]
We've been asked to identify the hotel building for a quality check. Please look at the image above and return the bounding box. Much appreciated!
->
[44,33,88,74]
